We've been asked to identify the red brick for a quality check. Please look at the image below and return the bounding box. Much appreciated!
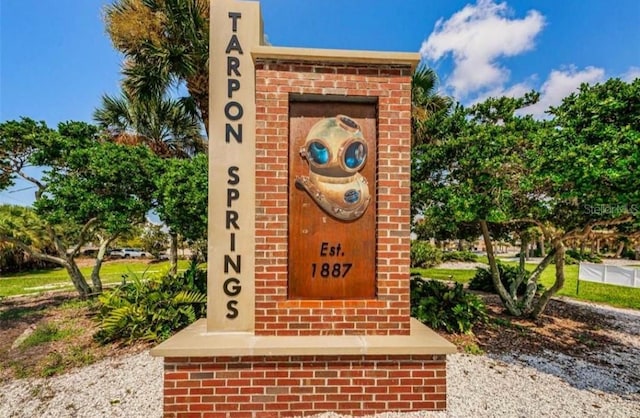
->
[175,396,201,404]
[239,403,265,411]
[389,401,412,409]
[189,388,213,395]
[189,403,214,411]
[313,402,338,410]
[215,403,240,411]
[165,388,189,396]
[214,387,239,395]
[412,401,437,409]
[200,396,226,403]
[164,404,189,412]
[265,402,292,411]
[165,372,189,380]
[176,380,200,388]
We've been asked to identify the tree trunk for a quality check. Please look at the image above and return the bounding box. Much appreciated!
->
[519,236,528,271]
[537,237,545,257]
[64,258,92,298]
[0,234,92,298]
[90,235,117,294]
[530,241,566,318]
[480,220,522,316]
[513,235,528,299]
[615,241,626,258]
[169,231,178,275]
[595,239,600,255]
[522,247,557,313]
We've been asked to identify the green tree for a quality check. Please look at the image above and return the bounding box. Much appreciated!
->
[523,78,640,315]
[412,80,640,317]
[0,118,159,297]
[104,0,209,133]
[154,153,208,259]
[94,91,205,273]
[413,95,544,315]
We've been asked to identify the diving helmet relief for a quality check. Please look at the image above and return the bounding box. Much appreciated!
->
[295,115,371,221]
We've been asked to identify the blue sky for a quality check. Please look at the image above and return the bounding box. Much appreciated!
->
[1,0,639,206]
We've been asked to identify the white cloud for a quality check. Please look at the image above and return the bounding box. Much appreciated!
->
[520,66,605,118]
[420,0,545,98]
[622,67,640,82]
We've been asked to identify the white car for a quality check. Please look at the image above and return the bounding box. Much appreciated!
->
[109,248,147,258]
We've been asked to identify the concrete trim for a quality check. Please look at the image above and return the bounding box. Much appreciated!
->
[150,318,456,357]
[252,45,420,69]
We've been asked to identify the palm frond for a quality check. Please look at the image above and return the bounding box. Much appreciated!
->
[173,290,206,305]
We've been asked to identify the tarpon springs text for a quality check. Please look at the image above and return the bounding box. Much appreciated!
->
[222,11,244,319]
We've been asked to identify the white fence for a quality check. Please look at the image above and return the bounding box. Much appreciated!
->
[578,263,640,292]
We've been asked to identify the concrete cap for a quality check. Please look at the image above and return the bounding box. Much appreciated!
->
[252,45,420,69]
[150,318,456,357]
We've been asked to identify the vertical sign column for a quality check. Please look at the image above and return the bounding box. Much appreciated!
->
[208,0,261,332]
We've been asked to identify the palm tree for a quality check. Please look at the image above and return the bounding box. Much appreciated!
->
[104,0,209,135]
[411,65,452,146]
[94,92,205,158]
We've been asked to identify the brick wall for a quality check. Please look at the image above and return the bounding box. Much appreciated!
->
[254,61,413,336]
[163,354,447,417]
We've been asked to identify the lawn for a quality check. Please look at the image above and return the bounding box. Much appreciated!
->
[413,261,640,311]
[412,268,477,284]
[0,259,191,298]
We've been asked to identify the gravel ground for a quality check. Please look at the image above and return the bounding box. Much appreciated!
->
[1,301,638,418]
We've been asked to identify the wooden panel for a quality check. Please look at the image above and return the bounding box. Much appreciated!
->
[288,102,376,299]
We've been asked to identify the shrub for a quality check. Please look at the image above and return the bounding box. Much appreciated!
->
[564,254,578,265]
[469,262,544,296]
[621,248,638,260]
[410,277,487,334]
[442,251,479,263]
[95,260,206,344]
[410,241,442,268]
[565,249,602,263]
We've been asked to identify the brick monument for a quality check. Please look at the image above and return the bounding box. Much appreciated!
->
[150,1,456,416]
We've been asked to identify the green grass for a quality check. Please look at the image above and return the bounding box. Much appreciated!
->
[537,264,640,309]
[20,322,76,349]
[412,267,478,284]
[414,261,640,311]
[0,259,191,298]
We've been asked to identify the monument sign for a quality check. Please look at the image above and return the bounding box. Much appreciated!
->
[151,1,456,416]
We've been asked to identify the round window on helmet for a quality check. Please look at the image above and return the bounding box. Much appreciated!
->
[307,140,331,166]
[336,114,361,132]
[342,140,367,171]
[344,189,361,204]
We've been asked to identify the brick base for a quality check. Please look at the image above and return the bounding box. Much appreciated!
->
[163,354,447,417]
